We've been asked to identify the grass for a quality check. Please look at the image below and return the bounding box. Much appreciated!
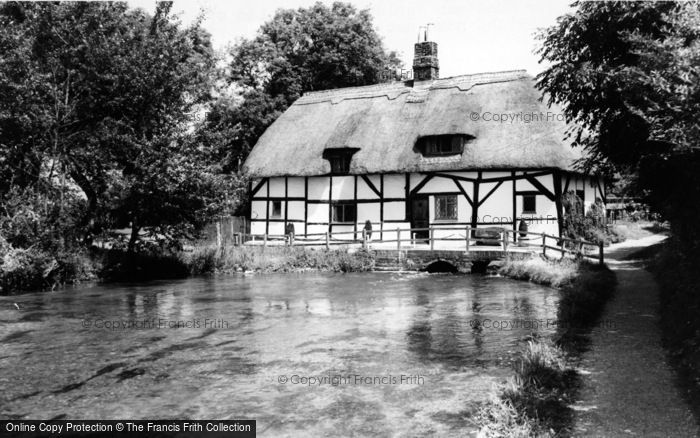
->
[477,338,577,437]
[498,256,579,288]
[480,256,617,435]
[609,220,669,242]
[184,244,375,275]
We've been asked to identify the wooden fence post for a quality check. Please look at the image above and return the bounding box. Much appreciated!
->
[560,240,565,258]
[362,229,367,249]
[466,226,470,252]
[503,230,508,254]
[397,228,401,251]
[325,232,330,250]
[216,221,223,253]
[542,233,546,256]
[430,228,434,251]
[599,241,604,265]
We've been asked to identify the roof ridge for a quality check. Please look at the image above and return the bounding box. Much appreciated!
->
[294,69,531,106]
[300,69,529,97]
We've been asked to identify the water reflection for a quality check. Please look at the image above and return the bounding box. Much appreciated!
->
[0,272,559,436]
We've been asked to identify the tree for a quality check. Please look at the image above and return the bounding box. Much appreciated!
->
[0,2,229,252]
[537,1,700,238]
[206,1,401,171]
[536,1,699,170]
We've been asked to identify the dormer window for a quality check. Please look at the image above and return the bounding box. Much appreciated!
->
[416,134,472,157]
[323,148,359,175]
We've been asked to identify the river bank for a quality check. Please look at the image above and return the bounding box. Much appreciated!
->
[478,255,617,436]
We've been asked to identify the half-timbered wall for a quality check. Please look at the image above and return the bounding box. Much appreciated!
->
[250,170,606,240]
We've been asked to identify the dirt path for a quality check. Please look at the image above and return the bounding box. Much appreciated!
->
[572,235,699,437]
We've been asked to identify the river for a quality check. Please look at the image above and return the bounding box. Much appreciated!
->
[0,272,559,436]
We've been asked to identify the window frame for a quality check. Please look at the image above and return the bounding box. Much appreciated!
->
[417,134,472,157]
[522,195,537,214]
[434,195,458,221]
[322,148,360,175]
[270,200,282,219]
[332,202,357,223]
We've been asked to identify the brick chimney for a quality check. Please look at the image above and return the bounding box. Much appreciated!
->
[413,41,439,81]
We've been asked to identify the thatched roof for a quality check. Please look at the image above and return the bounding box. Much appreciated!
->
[244,70,584,177]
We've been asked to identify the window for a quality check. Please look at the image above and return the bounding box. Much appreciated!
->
[332,203,356,223]
[271,201,282,218]
[323,148,359,175]
[522,195,536,214]
[435,195,458,220]
[416,134,473,157]
[330,155,350,174]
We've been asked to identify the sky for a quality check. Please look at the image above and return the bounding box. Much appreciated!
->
[127,0,574,77]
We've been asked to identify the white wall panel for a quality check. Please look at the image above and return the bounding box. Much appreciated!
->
[383,174,405,198]
[288,177,305,197]
[287,201,305,221]
[307,203,328,223]
[308,177,330,200]
[383,201,405,221]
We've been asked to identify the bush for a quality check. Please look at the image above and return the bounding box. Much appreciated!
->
[97,248,189,282]
[183,245,375,274]
[562,191,619,245]
[0,246,95,294]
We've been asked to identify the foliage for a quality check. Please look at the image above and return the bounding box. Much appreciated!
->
[184,245,375,274]
[498,256,579,288]
[207,1,402,171]
[477,338,573,438]
[650,239,700,419]
[561,191,617,245]
[0,2,230,255]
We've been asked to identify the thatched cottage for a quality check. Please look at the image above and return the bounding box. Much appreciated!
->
[243,39,605,241]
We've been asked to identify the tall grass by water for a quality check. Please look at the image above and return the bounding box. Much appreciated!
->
[478,256,616,436]
[185,245,375,275]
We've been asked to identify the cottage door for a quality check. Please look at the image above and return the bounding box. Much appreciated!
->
[410,195,430,239]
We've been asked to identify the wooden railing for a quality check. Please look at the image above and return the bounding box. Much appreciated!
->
[230,225,605,265]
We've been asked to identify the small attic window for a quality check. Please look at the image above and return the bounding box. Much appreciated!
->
[416,135,473,157]
[323,148,360,175]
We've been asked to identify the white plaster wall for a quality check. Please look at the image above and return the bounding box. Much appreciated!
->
[331,176,355,200]
[356,176,380,199]
[308,177,330,200]
[287,201,305,221]
[251,221,265,235]
[382,174,405,198]
[307,224,329,236]
[268,177,285,197]
[357,203,381,223]
[268,222,285,235]
[479,180,513,222]
[307,203,328,223]
[415,175,456,193]
[251,200,267,221]
[383,202,405,221]
[288,177,305,197]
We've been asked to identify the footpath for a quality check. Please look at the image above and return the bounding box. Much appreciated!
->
[572,234,699,437]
